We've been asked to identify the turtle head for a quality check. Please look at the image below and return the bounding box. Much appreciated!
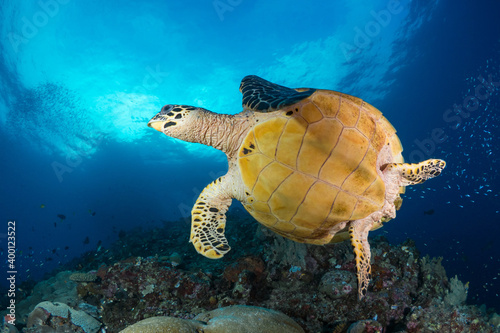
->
[148,104,207,141]
[149,104,238,153]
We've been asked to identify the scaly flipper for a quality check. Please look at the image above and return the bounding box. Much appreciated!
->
[190,177,232,259]
[239,75,315,112]
[349,219,373,300]
[385,159,446,186]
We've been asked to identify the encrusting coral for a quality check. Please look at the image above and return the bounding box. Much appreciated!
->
[5,212,499,332]
[24,301,102,333]
[119,305,304,333]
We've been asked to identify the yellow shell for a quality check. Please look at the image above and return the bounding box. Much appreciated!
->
[238,90,403,244]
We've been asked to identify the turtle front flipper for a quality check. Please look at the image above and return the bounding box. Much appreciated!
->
[349,219,373,300]
[190,177,233,259]
[239,75,315,112]
[384,159,446,186]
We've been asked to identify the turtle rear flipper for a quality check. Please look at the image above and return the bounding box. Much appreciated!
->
[385,159,446,186]
[349,219,373,300]
[190,177,233,259]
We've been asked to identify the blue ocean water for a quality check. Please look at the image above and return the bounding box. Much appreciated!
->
[0,0,498,312]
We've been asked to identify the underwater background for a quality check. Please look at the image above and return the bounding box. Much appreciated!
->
[0,0,499,327]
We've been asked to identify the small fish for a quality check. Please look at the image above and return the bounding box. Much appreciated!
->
[40,204,45,208]
[83,236,90,245]
[423,209,435,215]
[64,246,69,250]
[57,214,66,220]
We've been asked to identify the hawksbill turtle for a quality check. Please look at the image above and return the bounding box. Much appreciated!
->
[148,75,446,299]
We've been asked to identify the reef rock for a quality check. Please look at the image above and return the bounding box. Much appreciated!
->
[25,301,102,333]
[319,270,356,299]
[120,305,304,333]
[11,271,78,325]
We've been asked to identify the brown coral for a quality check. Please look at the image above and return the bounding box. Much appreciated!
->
[223,256,266,283]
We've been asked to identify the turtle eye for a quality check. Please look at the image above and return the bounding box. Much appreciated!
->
[160,104,174,114]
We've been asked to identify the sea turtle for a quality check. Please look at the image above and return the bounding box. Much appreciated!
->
[148,75,446,299]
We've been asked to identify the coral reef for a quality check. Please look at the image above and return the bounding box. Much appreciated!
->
[120,305,304,333]
[24,301,101,333]
[1,323,19,333]
[404,301,496,332]
[8,271,78,326]
[347,319,383,333]
[319,270,357,299]
[119,316,199,332]
[444,275,469,306]
[7,211,500,332]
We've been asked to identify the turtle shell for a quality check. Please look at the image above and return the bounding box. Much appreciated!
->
[237,89,403,244]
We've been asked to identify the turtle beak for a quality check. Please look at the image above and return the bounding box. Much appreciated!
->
[148,105,175,132]
[147,116,165,132]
